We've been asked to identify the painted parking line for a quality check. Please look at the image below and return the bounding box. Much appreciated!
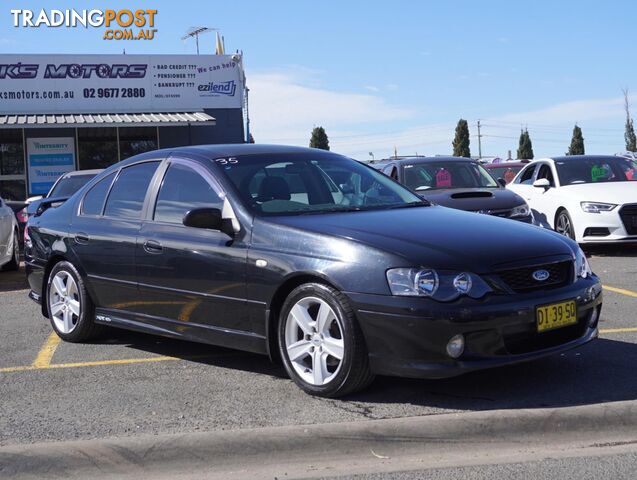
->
[599,327,637,334]
[603,285,637,298]
[0,353,237,374]
[31,332,61,368]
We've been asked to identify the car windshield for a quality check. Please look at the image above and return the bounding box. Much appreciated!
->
[48,174,97,198]
[555,158,637,185]
[216,153,425,215]
[485,165,523,184]
[403,161,499,191]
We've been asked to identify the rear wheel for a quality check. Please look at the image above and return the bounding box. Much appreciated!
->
[2,230,19,271]
[278,283,374,397]
[555,209,576,240]
[47,261,104,342]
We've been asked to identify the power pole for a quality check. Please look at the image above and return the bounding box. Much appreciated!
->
[477,120,483,159]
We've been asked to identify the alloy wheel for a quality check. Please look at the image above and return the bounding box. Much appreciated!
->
[556,212,573,239]
[284,296,345,386]
[49,271,81,334]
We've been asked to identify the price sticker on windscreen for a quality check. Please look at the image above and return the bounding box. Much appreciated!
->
[591,164,608,182]
[436,168,452,187]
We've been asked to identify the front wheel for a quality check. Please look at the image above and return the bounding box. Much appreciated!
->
[555,209,576,240]
[278,283,374,397]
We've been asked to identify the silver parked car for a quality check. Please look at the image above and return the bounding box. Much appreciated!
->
[0,195,20,271]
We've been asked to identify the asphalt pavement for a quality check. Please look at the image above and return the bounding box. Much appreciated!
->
[0,244,636,478]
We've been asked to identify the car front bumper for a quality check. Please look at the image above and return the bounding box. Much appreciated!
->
[346,275,602,379]
[576,207,637,243]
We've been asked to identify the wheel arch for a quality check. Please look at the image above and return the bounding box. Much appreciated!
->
[265,272,342,363]
[554,206,568,227]
[40,254,93,317]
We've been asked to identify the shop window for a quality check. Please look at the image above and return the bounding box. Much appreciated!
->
[119,127,158,160]
[0,130,24,176]
[0,130,26,200]
[78,128,118,170]
[0,179,26,201]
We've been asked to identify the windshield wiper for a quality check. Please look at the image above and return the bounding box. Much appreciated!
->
[385,200,431,209]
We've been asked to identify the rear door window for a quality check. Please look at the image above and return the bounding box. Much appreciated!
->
[104,162,159,219]
[81,172,115,216]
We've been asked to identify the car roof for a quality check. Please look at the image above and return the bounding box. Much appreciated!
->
[540,155,624,163]
[376,156,477,165]
[115,144,344,169]
[62,169,103,177]
[484,161,527,168]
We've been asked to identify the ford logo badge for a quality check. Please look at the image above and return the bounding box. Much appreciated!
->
[532,269,550,281]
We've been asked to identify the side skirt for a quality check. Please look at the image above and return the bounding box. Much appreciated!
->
[94,308,268,355]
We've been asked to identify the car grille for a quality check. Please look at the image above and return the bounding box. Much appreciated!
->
[619,204,637,235]
[496,260,573,293]
[474,208,512,218]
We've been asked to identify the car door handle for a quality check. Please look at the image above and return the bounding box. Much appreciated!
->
[74,232,90,245]
[143,239,163,254]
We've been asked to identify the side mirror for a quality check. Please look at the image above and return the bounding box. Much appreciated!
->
[533,178,551,190]
[497,177,507,187]
[183,207,235,237]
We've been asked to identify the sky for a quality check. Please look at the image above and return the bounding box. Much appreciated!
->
[2,0,637,160]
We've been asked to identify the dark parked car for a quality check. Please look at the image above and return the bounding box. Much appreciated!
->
[374,156,533,222]
[25,169,103,218]
[483,161,529,185]
[26,145,602,397]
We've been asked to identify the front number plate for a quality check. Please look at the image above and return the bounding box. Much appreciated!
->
[536,300,577,333]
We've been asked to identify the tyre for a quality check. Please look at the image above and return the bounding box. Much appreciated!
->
[278,283,374,397]
[46,261,104,342]
[555,209,576,240]
[2,230,19,271]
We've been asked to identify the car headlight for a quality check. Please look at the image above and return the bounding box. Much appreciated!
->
[575,247,592,279]
[580,202,617,213]
[510,202,530,218]
[386,268,492,301]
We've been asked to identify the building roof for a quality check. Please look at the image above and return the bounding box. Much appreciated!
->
[0,112,215,128]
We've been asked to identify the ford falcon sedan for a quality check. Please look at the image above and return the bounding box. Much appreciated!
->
[25,145,603,397]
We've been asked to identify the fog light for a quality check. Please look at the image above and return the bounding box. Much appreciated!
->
[589,307,600,329]
[446,334,465,359]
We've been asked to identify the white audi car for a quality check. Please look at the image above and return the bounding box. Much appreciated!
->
[508,155,637,243]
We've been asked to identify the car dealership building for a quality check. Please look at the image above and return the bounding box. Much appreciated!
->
[0,53,246,200]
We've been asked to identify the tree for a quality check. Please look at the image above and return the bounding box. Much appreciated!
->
[567,124,585,155]
[452,119,471,157]
[518,128,534,160]
[309,126,330,150]
[517,128,534,160]
[623,88,637,152]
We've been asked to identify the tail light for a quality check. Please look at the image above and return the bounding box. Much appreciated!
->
[16,207,28,223]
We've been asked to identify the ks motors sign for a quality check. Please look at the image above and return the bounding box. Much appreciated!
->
[0,54,244,113]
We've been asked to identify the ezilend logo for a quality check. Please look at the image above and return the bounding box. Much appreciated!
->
[198,80,236,96]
